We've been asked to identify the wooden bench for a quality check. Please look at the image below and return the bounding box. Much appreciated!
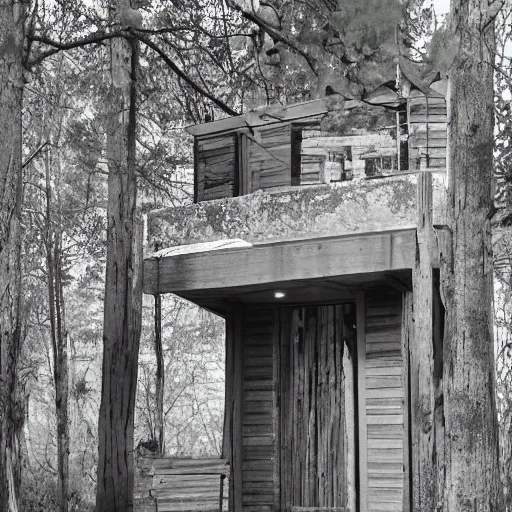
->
[150,457,229,512]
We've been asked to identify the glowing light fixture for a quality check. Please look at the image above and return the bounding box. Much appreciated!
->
[274,291,286,299]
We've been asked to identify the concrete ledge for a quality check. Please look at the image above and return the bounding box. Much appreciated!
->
[147,175,446,252]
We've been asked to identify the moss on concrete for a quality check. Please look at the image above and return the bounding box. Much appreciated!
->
[147,175,446,251]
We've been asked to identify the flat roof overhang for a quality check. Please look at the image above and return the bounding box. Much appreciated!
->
[143,228,416,315]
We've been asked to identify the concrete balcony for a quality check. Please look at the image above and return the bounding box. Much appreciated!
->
[146,174,446,253]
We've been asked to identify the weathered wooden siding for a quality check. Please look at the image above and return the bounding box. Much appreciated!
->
[280,305,355,510]
[250,124,292,190]
[242,308,276,512]
[232,295,409,512]
[196,134,237,201]
[300,129,326,184]
[364,292,407,512]
[408,93,447,170]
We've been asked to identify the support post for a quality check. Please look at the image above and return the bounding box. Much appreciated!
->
[401,292,413,512]
[154,293,165,455]
[229,307,243,512]
[410,172,436,512]
[272,308,281,512]
[355,292,367,512]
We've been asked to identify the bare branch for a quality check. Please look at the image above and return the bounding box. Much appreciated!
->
[27,30,126,68]
[22,141,49,169]
[225,0,318,76]
[133,30,239,117]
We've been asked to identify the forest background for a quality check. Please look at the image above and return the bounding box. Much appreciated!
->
[2,0,512,510]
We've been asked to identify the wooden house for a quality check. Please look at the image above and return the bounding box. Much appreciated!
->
[143,75,448,512]
[187,71,446,203]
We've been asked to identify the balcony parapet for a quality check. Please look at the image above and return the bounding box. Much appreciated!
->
[146,175,447,252]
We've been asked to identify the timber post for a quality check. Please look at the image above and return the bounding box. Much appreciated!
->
[410,169,436,512]
[226,305,243,512]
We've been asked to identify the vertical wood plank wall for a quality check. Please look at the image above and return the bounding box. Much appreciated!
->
[364,291,407,512]
[231,295,410,512]
[242,308,276,512]
[249,124,292,190]
[196,134,237,201]
[279,306,353,510]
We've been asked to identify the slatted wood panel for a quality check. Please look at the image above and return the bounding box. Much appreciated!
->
[196,134,237,201]
[250,124,292,190]
[280,305,356,511]
[242,309,276,512]
[364,293,406,512]
[408,94,447,169]
[150,458,229,512]
[300,128,325,183]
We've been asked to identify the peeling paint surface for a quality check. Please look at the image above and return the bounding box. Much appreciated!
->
[147,175,447,251]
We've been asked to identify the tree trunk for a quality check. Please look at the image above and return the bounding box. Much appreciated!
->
[95,6,143,511]
[44,148,70,512]
[411,172,436,512]
[441,1,504,510]
[54,233,69,512]
[154,294,165,455]
[0,3,26,511]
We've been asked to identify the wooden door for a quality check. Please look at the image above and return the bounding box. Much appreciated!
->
[279,304,357,511]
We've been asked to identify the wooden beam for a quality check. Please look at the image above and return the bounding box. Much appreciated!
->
[222,314,234,463]
[279,308,291,511]
[238,133,250,196]
[225,311,235,512]
[151,458,229,475]
[187,116,247,137]
[232,308,243,512]
[356,292,367,512]
[364,168,446,180]
[343,306,357,512]
[185,99,328,138]
[143,229,416,295]
[272,308,281,512]
[193,137,199,203]
[401,292,413,512]
[291,125,302,186]
[234,133,240,198]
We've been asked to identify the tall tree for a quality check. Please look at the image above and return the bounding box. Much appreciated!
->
[43,144,70,512]
[441,0,504,510]
[95,2,143,510]
[0,2,28,510]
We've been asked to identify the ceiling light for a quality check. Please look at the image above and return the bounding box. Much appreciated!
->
[274,291,286,299]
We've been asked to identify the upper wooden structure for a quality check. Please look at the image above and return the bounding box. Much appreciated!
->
[143,69,448,512]
[186,72,447,203]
